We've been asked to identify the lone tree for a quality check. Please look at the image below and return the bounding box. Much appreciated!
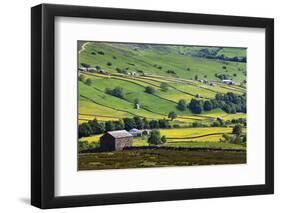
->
[160,82,169,92]
[81,63,90,68]
[145,86,156,94]
[168,111,177,121]
[85,78,93,86]
[134,98,140,109]
[105,86,125,99]
[148,129,164,145]
[177,99,186,111]
[161,135,167,143]
[134,98,139,105]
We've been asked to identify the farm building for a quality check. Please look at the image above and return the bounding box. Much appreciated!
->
[217,116,223,124]
[87,67,97,72]
[129,128,142,137]
[221,79,235,85]
[78,67,87,71]
[100,130,133,151]
[135,103,140,109]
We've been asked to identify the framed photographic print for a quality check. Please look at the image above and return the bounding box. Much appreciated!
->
[31,3,274,209]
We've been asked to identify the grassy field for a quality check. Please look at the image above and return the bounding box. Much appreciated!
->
[78,42,247,170]
[79,127,246,150]
[78,72,246,124]
[79,42,246,82]
[79,149,246,170]
[80,127,232,143]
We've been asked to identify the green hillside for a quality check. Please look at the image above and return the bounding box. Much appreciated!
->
[77,41,247,170]
[78,42,246,124]
[79,42,246,83]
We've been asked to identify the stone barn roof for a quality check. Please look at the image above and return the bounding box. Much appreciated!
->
[107,130,133,138]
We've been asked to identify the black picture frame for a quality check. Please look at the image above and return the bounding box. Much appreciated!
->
[31,3,274,209]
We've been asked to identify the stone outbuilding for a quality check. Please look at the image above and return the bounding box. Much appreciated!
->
[100,130,133,151]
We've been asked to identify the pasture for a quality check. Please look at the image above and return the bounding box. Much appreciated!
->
[79,42,246,82]
[78,72,246,124]
[79,127,246,150]
[78,41,247,170]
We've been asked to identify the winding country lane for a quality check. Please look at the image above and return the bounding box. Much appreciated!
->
[79,42,90,54]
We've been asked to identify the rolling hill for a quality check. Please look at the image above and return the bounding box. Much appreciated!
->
[77,41,247,169]
[78,41,246,125]
[78,41,247,83]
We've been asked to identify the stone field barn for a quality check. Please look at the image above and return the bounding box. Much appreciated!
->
[100,130,133,151]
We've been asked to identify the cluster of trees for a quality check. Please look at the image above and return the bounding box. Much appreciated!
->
[221,125,246,144]
[214,93,246,113]
[79,119,125,138]
[116,67,128,74]
[148,130,167,145]
[215,73,231,80]
[78,140,96,152]
[211,117,246,128]
[80,63,90,68]
[122,117,171,130]
[78,117,172,138]
[221,55,246,63]
[145,84,169,94]
[105,86,125,99]
[189,99,204,114]
[195,48,246,63]
[191,121,208,128]
[177,99,186,111]
[154,64,162,69]
[230,118,247,126]
[166,69,176,74]
[178,92,246,114]
[79,119,106,138]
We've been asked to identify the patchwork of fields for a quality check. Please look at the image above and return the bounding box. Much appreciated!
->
[80,127,246,150]
[78,41,247,169]
[78,72,246,124]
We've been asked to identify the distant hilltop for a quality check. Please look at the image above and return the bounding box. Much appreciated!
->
[78,41,246,84]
